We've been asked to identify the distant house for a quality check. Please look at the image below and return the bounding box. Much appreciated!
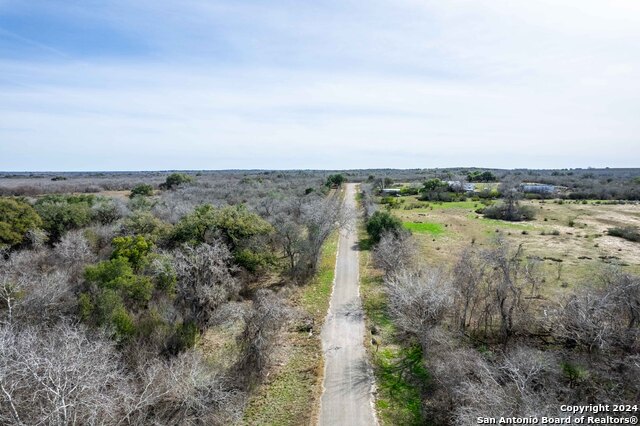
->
[446,181,475,192]
[520,183,556,194]
[380,188,402,196]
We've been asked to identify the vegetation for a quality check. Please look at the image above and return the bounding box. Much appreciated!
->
[34,194,97,242]
[325,173,346,187]
[129,183,154,197]
[466,170,497,182]
[608,226,640,242]
[366,210,404,243]
[0,171,341,425]
[161,172,193,189]
[361,180,640,425]
[0,197,42,247]
[1,169,639,425]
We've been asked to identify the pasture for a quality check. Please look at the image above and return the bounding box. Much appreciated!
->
[388,196,640,295]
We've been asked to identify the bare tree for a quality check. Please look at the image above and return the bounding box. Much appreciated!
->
[373,230,418,276]
[0,323,130,426]
[384,267,454,349]
[172,242,239,332]
[235,289,288,384]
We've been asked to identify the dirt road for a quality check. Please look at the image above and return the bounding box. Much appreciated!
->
[318,183,377,426]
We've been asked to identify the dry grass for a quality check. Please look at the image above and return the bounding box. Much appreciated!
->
[389,197,640,295]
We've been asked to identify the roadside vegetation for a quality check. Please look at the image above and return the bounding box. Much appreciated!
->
[0,171,344,425]
[359,174,640,425]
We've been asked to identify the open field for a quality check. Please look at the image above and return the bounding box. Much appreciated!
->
[389,196,640,296]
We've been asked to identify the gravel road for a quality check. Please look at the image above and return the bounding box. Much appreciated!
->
[318,183,377,426]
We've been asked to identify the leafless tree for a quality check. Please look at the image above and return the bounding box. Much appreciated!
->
[235,289,288,384]
[0,323,131,426]
[384,267,454,349]
[124,350,245,425]
[373,230,418,276]
[172,242,239,332]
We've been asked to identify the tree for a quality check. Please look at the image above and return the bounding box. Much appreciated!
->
[130,184,154,198]
[373,230,418,276]
[236,290,287,383]
[384,267,454,349]
[161,173,193,190]
[0,323,130,425]
[111,235,154,271]
[172,242,239,332]
[467,170,497,182]
[171,204,274,270]
[0,198,42,248]
[325,174,346,187]
[481,181,535,221]
[34,195,95,242]
[366,211,403,243]
[420,178,451,201]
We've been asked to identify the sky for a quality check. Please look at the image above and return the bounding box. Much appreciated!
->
[0,0,639,171]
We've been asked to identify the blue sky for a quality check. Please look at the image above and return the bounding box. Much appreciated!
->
[0,0,639,171]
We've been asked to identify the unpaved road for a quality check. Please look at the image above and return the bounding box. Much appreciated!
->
[319,183,377,426]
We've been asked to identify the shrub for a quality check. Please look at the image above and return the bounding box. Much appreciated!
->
[161,173,193,189]
[482,202,536,221]
[85,257,154,306]
[325,174,346,187]
[130,183,154,198]
[0,197,43,247]
[34,195,96,242]
[608,226,640,242]
[172,204,270,245]
[92,198,124,224]
[121,211,171,241]
[366,210,403,243]
[111,235,154,270]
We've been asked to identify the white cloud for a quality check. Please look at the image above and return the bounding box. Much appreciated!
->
[0,0,639,170]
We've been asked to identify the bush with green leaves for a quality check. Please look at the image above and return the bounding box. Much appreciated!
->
[161,173,193,189]
[85,256,154,306]
[481,202,536,221]
[325,173,346,187]
[0,197,43,247]
[171,204,274,270]
[121,211,171,241]
[608,226,640,242]
[111,235,154,270]
[130,183,154,198]
[366,210,404,243]
[34,195,95,242]
[467,170,497,182]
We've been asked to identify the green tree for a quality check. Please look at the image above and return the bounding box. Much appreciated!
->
[129,183,154,198]
[111,235,153,270]
[161,173,193,189]
[325,174,346,187]
[0,197,43,247]
[34,195,94,242]
[85,257,154,306]
[366,211,403,244]
[171,204,274,270]
[467,170,497,182]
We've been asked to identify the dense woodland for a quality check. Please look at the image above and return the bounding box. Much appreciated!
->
[0,172,342,425]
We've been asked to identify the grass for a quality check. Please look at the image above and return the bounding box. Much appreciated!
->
[242,231,339,426]
[403,221,445,235]
[358,224,426,425]
[375,346,429,426]
[389,197,640,291]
